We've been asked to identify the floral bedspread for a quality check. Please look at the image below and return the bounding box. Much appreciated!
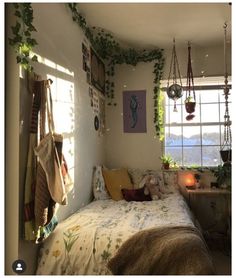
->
[36,191,194,275]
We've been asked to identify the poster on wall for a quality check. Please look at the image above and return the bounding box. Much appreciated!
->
[90,47,105,94]
[123,90,147,133]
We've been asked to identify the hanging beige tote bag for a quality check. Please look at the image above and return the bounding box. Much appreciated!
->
[34,82,72,205]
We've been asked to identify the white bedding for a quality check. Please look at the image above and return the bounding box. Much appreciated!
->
[36,190,194,275]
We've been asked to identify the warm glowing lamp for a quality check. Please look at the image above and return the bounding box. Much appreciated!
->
[185,173,195,189]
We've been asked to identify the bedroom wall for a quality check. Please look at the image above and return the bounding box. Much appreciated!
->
[105,44,231,170]
[5,3,106,274]
[5,5,20,275]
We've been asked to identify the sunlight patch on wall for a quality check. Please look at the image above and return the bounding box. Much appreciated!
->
[31,52,74,77]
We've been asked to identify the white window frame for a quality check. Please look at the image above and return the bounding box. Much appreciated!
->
[163,77,231,167]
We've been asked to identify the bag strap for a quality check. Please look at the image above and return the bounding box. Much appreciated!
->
[45,80,55,134]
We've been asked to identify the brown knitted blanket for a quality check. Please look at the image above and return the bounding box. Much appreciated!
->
[108,226,215,275]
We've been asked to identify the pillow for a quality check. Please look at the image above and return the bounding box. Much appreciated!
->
[121,187,152,202]
[92,166,111,200]
[102,168,133,201]
[127,168,147,189]
[163,171,178,192]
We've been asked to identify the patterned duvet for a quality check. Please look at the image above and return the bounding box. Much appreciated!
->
[36,189,194,275]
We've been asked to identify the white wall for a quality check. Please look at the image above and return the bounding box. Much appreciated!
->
[5,5,20,275]
[31,3,106,220]
[5,3,106,274]
[105,44,231,170]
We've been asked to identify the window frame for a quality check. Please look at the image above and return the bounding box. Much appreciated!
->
[163,80,232,167]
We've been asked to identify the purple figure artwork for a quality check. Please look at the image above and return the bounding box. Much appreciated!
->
[123,90,147,133]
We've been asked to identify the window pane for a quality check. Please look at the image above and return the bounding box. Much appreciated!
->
[200,90,219,103]
[183,126,201,145]
[201,103,219,123]
[165,96,182,106]
[202,146,221,166]
[169,106,182,123]
[165,147,182,165]
[202,125,220,145]
[165,127,182,147]
[183,146,201,166]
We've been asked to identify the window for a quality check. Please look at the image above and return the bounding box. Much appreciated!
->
[164,77,231,167]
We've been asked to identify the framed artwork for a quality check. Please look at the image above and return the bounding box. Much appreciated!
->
[123,90,147,133]
[90,47,105,94]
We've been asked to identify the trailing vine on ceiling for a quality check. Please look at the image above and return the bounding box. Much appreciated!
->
[8,3,165,140]
[8,3,38,71]
[67,3,165,140]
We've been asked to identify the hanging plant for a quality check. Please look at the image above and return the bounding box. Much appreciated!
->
[8,3,38,71]
[166,39,183,112]
[185,42,196,121]
[220,23,231,164]
[67,3,165,140]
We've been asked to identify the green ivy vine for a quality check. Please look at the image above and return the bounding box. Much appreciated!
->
[8,3,38,71]
[8,3,165,140]
[67,3,165,140]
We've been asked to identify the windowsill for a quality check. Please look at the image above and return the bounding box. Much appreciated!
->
[163,167,217,172]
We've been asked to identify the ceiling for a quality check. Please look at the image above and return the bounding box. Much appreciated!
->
[78,3,231,49]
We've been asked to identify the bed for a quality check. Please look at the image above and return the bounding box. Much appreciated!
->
[36,168,214,275]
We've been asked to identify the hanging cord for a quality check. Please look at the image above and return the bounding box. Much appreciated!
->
[167,38,175,88]
[175,42,182,88]
[221,23,231,151]
[186,42,195,101]
[167,38,182,88]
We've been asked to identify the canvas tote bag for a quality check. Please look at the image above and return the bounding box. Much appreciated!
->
[34,82,71,205]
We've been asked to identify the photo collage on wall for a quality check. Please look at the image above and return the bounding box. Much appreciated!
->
[88,86,106,136]
[82,41,106,136]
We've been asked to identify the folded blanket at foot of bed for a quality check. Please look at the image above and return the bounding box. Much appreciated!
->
[107,225,215,275]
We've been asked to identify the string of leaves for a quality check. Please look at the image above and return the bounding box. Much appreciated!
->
[8,3,38,71]
[67,3,165,140]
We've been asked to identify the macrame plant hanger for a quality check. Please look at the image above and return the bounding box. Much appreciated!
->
[167,38,183,112]
[220,23,231,164]
[185,42,196,121]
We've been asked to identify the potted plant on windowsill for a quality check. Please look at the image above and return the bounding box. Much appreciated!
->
[160,154,173,170]
[211,163,231,190]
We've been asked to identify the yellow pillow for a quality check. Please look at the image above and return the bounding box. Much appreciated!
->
[102,168,133,201]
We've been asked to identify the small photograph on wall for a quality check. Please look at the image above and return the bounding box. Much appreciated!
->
[123,90,147,133]
[90,47,105,94]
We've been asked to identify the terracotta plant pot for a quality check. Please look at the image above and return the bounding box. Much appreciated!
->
[220,149,231,163]
[163,163,170,170]
[185,102,196,114]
